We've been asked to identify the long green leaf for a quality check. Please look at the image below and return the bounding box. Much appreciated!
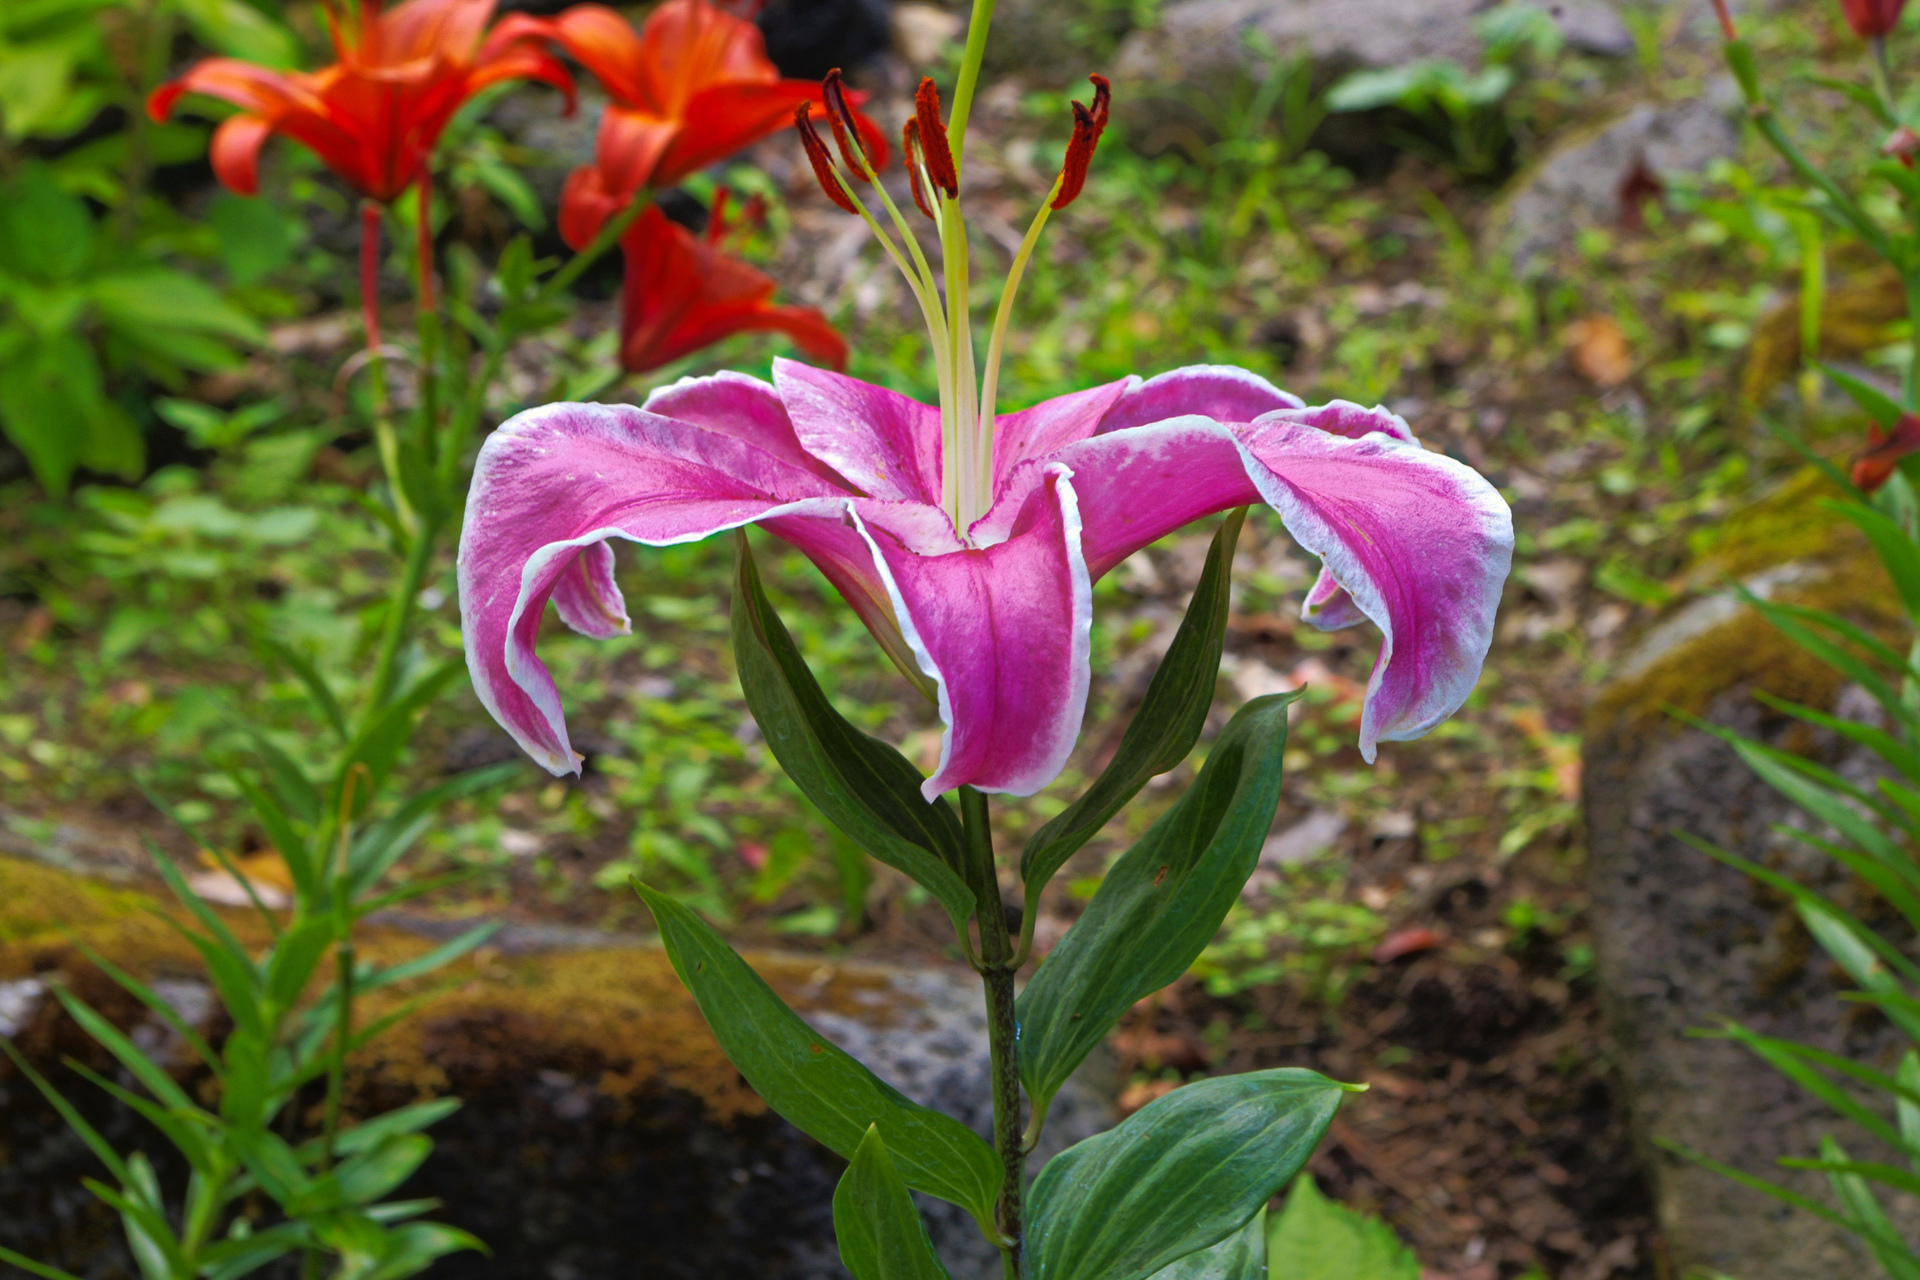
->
[833,1126,954,1280]
[634,881,1001,1227]
[731,535,974,934]
[1830,499,1920,621]
[49,987,196,1113]
[1026,1069,1346,1280]
[0,1038,134,1186]
[1020,509,1243,916]
[1818,1137,1920,1280]
[1752,691,1920,788]
[70,941,221,1076]
[1146,1209,1265,1280]
[0,1245,87,1280]
[1018,693,1297,1113]
[257,634,348,741]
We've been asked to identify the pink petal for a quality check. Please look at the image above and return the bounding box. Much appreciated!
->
[549,539,628,638]
[851,468,1092,799]
[1231,405,1512,761]
[643,369,852,488]
[1301,568,1368,630]
[458,401,843,775]
[772,358,943,504]
[988,378,1135,493]
[1266,398,1417,444]
[982,418,1261,577]
[1096,364,1302,434]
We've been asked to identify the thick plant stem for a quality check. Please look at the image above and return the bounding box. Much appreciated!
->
[960,786,1024,1275]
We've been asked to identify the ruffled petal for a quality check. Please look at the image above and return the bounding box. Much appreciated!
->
[644,369,850,487]
[979,417,1259,575]
[772,358,943,505]
[987,377,1134,494]
[1097,364,1302,434]
[549,539,628,638]
[1231,405,1512,760]
[457,401,845,774]
[1267,398,1417,444]
[1301,568,1368,629]
[540,3,657,106]
[852,468,1093,799]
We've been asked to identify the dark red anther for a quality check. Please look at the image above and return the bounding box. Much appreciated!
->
[902,119,936,219]
[821,68,873,178]
[914,77,959,198]
[795,102,858,214]
[1052,73,1110,211]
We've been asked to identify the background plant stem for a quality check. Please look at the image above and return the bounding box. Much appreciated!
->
[960,785,1025,1276]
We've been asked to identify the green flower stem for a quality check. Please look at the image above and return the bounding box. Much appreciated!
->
[960,785,1025,1276]
[1906,266,1920,410]
[1720,38,1889,259]
[947,0,998,172]
[537,192,651,304]
[363,508,443,721]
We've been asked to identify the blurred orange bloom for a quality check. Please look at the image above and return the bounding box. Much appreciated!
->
[503,0,886,248]
[149,0,575,203]
[1852,413,1920,492]
[616,201,844,374]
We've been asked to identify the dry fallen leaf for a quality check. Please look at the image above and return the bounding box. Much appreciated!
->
[1566,315,1633,387]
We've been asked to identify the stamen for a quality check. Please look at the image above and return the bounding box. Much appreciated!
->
[1051,74,1111,211]
[915,78,959,197]
[821,69,875,179]
[902,120,936,219]
[795,103,859,214]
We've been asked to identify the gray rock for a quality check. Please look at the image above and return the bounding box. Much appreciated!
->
[1111,0,1634,142]
[1494,92,1738,271]
[1585,559,1920,1278]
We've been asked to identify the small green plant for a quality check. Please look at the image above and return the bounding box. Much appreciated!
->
[1325,2,1565,178]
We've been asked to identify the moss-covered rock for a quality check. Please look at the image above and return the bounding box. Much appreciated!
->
[0,857,1112,1280]
[1583,468,1913,1280]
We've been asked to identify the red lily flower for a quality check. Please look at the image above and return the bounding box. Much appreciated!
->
[500,0,887,248]
[1853,413,1920,491]
[148,0,575,203]
[1841,0,1907,37]
[616,201,845,374]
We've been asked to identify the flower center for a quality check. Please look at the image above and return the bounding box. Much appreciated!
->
[796,71,1109,536]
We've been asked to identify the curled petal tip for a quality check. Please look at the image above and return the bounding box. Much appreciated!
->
[913,76,958,197]
[1052,73,1110,210]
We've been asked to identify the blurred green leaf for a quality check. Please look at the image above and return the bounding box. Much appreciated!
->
[1267,1175,1419,1280]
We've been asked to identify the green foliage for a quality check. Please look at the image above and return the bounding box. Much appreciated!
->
[1019,509,1244,922]
[1024,1069,1346,1280]
[1325,2,1564,178]
[633,879,1004,1230]
[1145,1210,1264,1280]
[833,1127,955,1280]
[0,162,259,493]
[731,534,975,934]
[1266,1175,1420,1280]
[1017,689,1298,1115]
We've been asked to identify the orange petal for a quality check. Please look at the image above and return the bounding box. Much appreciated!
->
[209,114,276,195]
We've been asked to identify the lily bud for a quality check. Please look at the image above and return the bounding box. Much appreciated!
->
[903,118,936,219]
[1052,74,1111,211]
[914,77,959,198]
[821,68,875,178]
[1841,0,1906,38]
[1853,413,1920,491]
[795,102,858,214]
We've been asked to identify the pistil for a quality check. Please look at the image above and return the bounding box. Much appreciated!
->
[794,71,1111,539]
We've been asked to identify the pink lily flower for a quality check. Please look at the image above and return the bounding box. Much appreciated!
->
[457,76,1512,799]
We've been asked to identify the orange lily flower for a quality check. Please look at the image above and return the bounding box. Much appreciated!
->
[616,200,845,374]
[1853,413,1920,491]
[148,0,575,204]
[501,0,886,248]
